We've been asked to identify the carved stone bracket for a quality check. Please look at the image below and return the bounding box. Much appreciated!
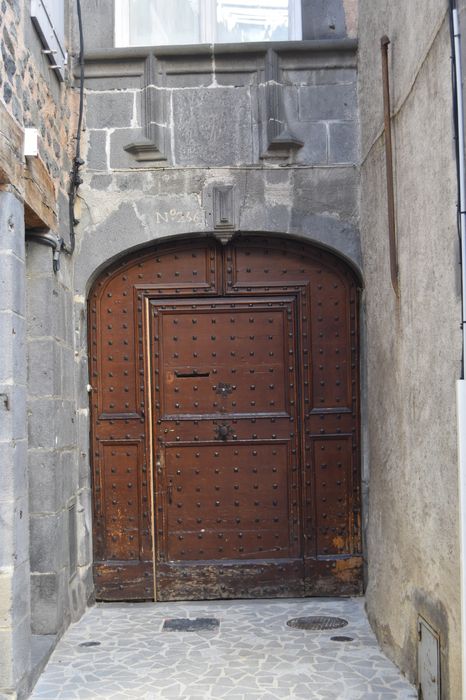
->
[123,54,167,163]
[213,186,235,230]
[260,49,303,161]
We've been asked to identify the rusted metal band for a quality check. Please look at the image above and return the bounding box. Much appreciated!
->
[381,36,399,296]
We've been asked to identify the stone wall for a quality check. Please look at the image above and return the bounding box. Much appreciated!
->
[0,191,29,698]
[0,0,77,201]
[0,1,88,697]
[3,0,362,697]
[358,1,462,696]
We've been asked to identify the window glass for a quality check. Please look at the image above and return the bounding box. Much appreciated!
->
[117,0,299,46]
[216,0,289,43]
[128,0,201,46]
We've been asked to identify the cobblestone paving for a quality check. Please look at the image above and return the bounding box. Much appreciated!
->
[31,598,417,700]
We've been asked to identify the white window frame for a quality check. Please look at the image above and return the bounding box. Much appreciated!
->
[114,0,302,47]
[31,0,67,81]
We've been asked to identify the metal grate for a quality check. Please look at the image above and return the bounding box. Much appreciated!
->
[287,616,348,631]
[163,618,219,632]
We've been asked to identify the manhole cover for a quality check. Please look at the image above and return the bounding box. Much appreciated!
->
[287,616,348,631]
[78,641,101,647]
[331,635,354,642]
[163,618,219,632]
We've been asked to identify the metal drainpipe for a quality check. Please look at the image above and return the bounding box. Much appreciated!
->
[451,5,466,698]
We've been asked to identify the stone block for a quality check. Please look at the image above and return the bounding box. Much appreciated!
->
[0,383,27,443]
[85,75,142,91]
[290,121,328,165]
[28,399,76,452]
[298,84,357,121]
[87,130,108,171]
[89,173,112,191]
[215,71,257,87]
[30,571,65,635]
[61,347,75,401]
[26,241,55,278]
[282,86,299,121]
[0,630,14,689]
[0,570,13,628]
[0,311,26,384]
[56,402,77,451]
[0,561,30,629]
[0,191,25,260]
[0,495,29,568]
[283,68,356,86]
[145,86,167,125]
[27,398,57,450]
[164,73,212,88]
[301,0,347,40]
[12,613,31,687]
[292,167,359,221]
[328,121,359,163]
[0,252,25,316]
[28,450,62,515]
[62,450,79,504]
[26,276,57,338]
[27,338,60,397]
[135,194,206,239]
[52,288,69,345]
[86,91,135,129]
[173,87,253,166]
[77,411,90,489]
[0,439,27,503]
[76,489,92,568]
[80,0,114,50]
[73,202,149,294]
[109,127,165,169]
[30,513,61,573]
[0,611,31,689]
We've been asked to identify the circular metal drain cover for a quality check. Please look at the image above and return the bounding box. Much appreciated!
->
[287,616,348,631]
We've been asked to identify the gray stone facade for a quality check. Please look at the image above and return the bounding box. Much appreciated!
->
[1,0,465,697]
[358,1,461,697]
[0,191,30,699]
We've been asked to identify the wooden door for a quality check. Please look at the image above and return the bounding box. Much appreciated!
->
[151,297,303,599]
[89,236,362,600]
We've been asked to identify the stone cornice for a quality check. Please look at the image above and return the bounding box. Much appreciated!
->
[77,39,358,78]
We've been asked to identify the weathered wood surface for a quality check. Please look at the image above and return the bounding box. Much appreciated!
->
[89,237,362,600]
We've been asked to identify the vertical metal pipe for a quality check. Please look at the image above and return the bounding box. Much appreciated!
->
[381,36,399,296]
[452,8,466,697]
[453,9,466,361]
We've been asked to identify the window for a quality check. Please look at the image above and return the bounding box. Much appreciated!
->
[115,0,302,47]
[31,0,66,80]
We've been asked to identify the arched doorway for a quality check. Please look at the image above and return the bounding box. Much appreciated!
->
[88,235,362,600]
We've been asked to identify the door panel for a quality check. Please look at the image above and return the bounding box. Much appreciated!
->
[151,298,303,599]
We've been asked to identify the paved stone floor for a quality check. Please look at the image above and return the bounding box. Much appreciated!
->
[31,598,417,700]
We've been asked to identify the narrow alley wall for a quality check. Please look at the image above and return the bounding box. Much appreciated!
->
[0,1,90,696]
[358,1,461,696]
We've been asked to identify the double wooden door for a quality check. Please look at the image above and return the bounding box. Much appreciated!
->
[89,237,362,600]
